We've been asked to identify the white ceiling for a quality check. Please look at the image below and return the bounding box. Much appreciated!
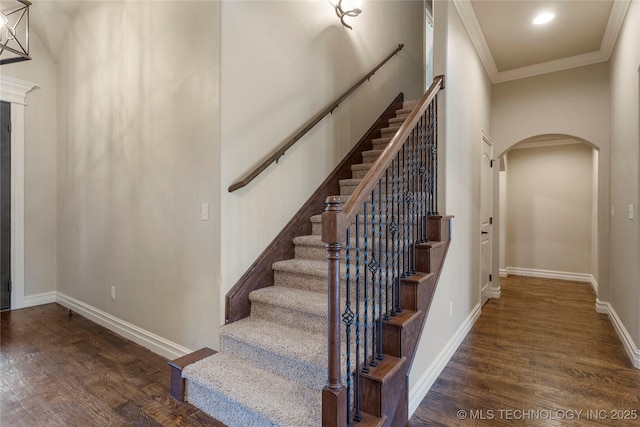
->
[454,0,631,83]
[27,0,631,84]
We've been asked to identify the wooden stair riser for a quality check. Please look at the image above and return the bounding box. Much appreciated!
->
[427,215,452,242]
[399,273,436,314]
[415,242,446,276]
[381,310,422,359]
[359,356,408,420]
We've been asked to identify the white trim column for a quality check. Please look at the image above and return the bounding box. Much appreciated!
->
[0,75,39,310]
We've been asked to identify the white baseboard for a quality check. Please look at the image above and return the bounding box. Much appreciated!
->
[408,303,482,416]
[22,291,57,308]
[504,267,598,296]
[499,268,508,278]
[491,286,502,298]
[56,292,193,360]
[595,299,640,369]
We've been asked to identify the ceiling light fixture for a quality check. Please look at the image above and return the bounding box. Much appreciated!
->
[335,0,362,30]
[533,12,555,25]
[0,0,31,65]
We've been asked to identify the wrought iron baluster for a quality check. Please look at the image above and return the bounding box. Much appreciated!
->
[376,179,384,361]
[384,168,391,322]
[395,151,403,314]
[401,140,410,279]
[410,125,417,275]
[362,203,370,374]
[342,229,353,427]
[369,190,378,368]
[387,156,398,316]
[353,215,362,422]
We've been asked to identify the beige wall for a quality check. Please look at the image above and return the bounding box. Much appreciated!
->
[219,0,425,323]
[57,1,221,352]
[0,30,58,298]
[492,63,610,294]
[608,0,640,346]
[409,0,492,409]
[505,143,594,275]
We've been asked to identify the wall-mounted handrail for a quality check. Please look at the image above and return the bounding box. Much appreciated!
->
[228,44,405,193]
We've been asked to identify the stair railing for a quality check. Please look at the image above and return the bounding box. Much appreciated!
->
[228,44,405,193]
[321,75,445,426]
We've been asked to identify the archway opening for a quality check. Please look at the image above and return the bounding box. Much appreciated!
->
[497,134,599,295]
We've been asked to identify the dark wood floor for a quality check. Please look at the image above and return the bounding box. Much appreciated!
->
[410,275,640,426]
[1,276,638,426]
[0,304,224,426]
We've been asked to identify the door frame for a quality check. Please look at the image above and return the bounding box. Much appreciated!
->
[480,130,494,305]
[0,75,38,310]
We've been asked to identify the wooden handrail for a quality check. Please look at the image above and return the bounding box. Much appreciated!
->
[228,44,405,193]
[341,75,445,226]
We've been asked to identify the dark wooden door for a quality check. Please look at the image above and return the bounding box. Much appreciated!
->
[1,101,10,310]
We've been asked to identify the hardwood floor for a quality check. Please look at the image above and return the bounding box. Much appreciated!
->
[0,304,224,427]
[409,276,640,426]
[1,277,638,426]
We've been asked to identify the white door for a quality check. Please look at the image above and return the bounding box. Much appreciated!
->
[480,133,493,306]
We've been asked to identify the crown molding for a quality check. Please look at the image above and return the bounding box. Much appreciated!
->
[0,75,39,105]
[451,0,498,78]
[452,0,631,84]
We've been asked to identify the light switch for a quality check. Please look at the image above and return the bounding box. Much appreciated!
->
[201,203,209,221]
[611,205,615,217]
[629,204,635,220]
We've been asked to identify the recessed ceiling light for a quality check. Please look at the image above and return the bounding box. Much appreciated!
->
[533,12,555,25]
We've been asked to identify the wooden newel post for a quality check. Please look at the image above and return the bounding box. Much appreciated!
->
[321,196,347,427]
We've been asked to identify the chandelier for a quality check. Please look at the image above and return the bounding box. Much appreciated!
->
[0,0,31,65]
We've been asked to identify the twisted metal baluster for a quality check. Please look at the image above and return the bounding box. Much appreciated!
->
[342,229,354,427]
[353,215,362,422]
[362,203,370,374]
[369,189,378,368]
[384,167,391,322]
[376,179,384,362]
[387,156,398,316]
[393,152,403,314]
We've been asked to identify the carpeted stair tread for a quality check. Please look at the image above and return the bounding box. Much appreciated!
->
[273,258,342,278]
[352,163,374,171]
[388,115,408,125]
[250,285,326,317]
[220,317,326,389]
[395,107,414,115]
[183,352,321,427]
[249,286,328,333]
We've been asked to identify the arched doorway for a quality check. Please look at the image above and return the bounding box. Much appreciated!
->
[497,134,600,295]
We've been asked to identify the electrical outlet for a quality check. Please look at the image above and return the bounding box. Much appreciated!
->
[611,205,615,217]
[201,203,209,221]
[629,204,635,220]
[111,286,116,300]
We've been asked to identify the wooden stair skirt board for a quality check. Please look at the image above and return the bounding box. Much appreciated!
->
[168,91,453,426]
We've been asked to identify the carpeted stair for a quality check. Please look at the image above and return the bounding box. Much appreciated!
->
[182,100,417,427]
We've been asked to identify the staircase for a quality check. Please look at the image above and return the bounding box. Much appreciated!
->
[171,78,449,426]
